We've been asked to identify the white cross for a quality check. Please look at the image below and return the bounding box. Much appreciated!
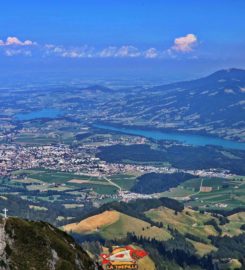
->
[3,208,8,219]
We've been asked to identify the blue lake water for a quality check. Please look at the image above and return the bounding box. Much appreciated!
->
[94,124,245,151]
[15,108,62,121]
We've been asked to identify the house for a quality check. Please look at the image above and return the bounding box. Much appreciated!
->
[200,186,213,192]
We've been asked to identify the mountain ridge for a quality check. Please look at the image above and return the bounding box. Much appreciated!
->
[0,217,98,270]
[99,68,245,141]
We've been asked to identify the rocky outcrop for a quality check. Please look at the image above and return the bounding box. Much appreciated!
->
[0,217,96,270]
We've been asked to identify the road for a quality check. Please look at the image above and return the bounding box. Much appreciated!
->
[103,176,122,192]
[190,178,204,197]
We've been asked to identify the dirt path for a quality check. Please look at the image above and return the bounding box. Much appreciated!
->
[103,176,122,191]
[190,178,204,197]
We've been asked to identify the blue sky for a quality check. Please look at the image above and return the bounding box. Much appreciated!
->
[0,0,245,82]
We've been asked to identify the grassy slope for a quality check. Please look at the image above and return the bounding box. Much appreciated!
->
[99,211,171,241]
[145,207,245,256]
[187,239,217,256]
[145,207,218,238]
[221,212,245,237]
[145,206,219,256]
[63,205,245,258]
[63,210,120,233]
[64,210,171,241]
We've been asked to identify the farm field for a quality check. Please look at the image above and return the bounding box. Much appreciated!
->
[4,168,245,213]
[110,174,137,190]
[157,176,245,210]
[12,169,103,184]
[10,169,121,195]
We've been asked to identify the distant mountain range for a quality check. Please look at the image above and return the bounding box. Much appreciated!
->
[97,68,245,141]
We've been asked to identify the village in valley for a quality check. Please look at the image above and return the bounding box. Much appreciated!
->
[0,78,244,226]
[0,123,243,225]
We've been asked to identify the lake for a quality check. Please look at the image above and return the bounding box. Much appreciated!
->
[94,124,245,150]
[15,108,63,121]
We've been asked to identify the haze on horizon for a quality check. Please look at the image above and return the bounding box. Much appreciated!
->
[0,0,245,83]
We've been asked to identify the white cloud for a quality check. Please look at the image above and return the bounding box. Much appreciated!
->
[99,46,118,57]
[115,46,141,57]
[44,44,55,49]
[0,34,199,59]
[171,34,197,53]
[98,45,141,58]
[45,45,142,59]
[61,50,84,58]
[5,49,32,57]
[0,36,36,46]
[45,45,95,58]
[53,46,64,53]
[144,48,158,59]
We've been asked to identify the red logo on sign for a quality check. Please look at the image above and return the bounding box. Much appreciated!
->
[100,246,148,269]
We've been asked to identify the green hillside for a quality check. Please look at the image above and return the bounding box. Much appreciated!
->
[64,210,171,241]
[64,198,245,269]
